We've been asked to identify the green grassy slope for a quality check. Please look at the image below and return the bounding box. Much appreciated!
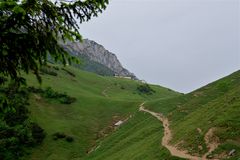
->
[85,111,183,160]
[22,65,179,160]
[145,70,240,159]
[87,70,239,160]
[22,64,239,160]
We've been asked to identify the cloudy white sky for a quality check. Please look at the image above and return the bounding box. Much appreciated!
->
[80,0,239,93]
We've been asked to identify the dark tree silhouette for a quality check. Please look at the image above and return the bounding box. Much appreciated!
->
[0,0,108,83]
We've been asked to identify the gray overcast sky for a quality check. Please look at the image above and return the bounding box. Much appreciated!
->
[80,0,239,93]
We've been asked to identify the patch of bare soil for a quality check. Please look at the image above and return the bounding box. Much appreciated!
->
[102,86,110,97]
[87,115,131,154]
[203,128,220,160]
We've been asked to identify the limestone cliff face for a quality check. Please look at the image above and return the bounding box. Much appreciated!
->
[62,39,137,79]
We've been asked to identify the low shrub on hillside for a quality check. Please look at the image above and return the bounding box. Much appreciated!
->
[40,66,58,76]
[31,123,45,144]
[52,132,74,142]
[62,68,76,77]
[120,86,125,90]
[137,83,155,95]
[28,86,44,94]
[52,132,66,140]
[43,87,77,104]
[59,96,76,104]
[65,136,74,142]
[44,87,59,98]
[28,87,76,104]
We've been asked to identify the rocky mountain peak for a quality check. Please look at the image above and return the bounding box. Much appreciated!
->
[62,39,137,79]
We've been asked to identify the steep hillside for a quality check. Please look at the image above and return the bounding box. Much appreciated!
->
[21,64,179,160]
[62,39,137,79]
[75,54,115,76]
[4,60,238,160]
[146,70,240,159]
[86,70,240,160]
[85,111,183,160]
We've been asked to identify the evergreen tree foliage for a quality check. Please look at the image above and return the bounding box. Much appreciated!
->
[0,0,108,83]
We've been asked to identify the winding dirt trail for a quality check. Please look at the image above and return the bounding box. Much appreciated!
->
[102,86,110,97]
[139,103,219,160]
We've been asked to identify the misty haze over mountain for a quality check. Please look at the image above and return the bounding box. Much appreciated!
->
[79,0,239,93]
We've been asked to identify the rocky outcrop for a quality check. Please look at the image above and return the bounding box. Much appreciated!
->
[62,39,137,79]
